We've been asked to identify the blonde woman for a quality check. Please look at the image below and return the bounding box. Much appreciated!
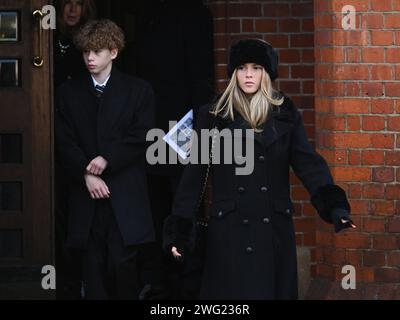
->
[163,39,356,300]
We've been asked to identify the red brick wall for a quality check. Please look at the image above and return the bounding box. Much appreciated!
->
[311,0,400,298]
[204,0,400,298]
[204,0,318,269]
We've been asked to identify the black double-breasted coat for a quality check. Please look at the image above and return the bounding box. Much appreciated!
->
[55,68,156,249]
[164,94,351,299]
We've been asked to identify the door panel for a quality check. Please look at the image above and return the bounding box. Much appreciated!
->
[0,0,53,299]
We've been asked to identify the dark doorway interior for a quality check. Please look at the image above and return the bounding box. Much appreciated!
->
[93,0,216,300]
[95,0,147,75]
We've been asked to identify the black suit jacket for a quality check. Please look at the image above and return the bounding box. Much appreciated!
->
[55,67,155,249]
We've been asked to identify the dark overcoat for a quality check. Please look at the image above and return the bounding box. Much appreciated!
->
[55,68,156,249]
[164,94,351,299]
[53,33,86,88]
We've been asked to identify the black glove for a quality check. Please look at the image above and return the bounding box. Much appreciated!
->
[331,207,355,233]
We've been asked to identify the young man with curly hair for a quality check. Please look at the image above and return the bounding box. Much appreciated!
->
[55,19,155,299]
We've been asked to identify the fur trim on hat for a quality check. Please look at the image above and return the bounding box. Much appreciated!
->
[227,39,279,81]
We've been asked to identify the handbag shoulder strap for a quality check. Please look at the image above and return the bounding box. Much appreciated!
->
[195,125,218,222]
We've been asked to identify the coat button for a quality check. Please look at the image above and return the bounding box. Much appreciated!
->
[238,187,245,194]
[246,247,254,254]
[259,155,265,162]
[243,219,249,225]
[285,209,291,215]
[261,186,268,193]
[263,218,270,224]
[218,211,223,217]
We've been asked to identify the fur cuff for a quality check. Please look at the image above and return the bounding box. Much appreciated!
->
[311,185,351,224]
[162,215,194,254]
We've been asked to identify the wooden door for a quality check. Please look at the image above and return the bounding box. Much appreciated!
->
[0,0,53,299]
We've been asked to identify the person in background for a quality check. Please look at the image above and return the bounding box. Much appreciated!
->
[54,0,96,88]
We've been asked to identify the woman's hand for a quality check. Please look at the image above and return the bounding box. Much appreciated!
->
[335,217,356,233]
[331,208,356,233]
[171,246,183,260]
[341,218,357,229]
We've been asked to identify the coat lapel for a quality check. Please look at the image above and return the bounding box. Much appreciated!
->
[74,74,97,129]
[97,68,128,139]
[259,107,294,148]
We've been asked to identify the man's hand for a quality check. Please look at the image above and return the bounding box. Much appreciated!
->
[86,156,108,176]
[84,174,111,199]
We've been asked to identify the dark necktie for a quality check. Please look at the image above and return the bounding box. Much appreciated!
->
[95,84,105,97]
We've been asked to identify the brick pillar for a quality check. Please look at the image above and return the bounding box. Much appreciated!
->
[309,0,400,299]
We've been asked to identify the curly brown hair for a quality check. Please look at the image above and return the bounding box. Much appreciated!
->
[74,19,125,52]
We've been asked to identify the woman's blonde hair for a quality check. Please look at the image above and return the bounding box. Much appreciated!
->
[212,68,284,132]
[57,0,97,36]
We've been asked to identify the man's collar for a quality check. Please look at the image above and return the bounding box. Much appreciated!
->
[91,74,111,87]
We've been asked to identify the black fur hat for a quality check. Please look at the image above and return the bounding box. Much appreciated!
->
[227,39,279,81]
